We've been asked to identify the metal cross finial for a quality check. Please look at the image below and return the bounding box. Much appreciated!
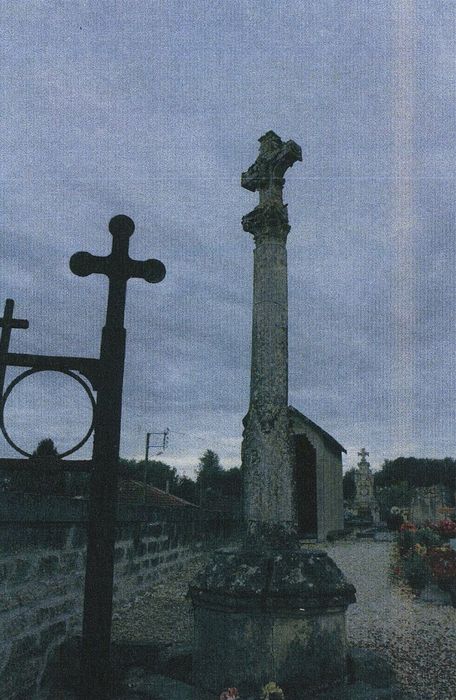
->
[70,215,166,329]
[241,130,302,206]
[0,299,29,398]
[358,448,369,461]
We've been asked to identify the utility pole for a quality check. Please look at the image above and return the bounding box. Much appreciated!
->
[144,432,151,504]
[143,428,169,503]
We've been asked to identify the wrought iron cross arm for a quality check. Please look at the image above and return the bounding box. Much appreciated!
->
[0,299,29,331]
[3,352,100,390]
[127,258,166,284]
[69,252,110,278]
[70,252,165,284]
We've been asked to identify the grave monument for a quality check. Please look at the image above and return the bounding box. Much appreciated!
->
[190,132,355,697]
[354,447,380,522]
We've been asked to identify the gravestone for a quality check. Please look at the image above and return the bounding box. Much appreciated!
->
[354,448,375,512]
[190,133,355,697]
[410,484,454,525]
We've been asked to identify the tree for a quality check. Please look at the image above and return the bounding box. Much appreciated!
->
[375,481,415,521]
[32,438,58,458]
[10,438,66,495]
[343,468,357,501]
[374,457,456,490]
[196,450,223,502]
[197,449,223,478]
[174,475,198,504]
[120,458,178,492]
[219,467,242,498]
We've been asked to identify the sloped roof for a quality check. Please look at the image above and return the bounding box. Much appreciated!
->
[288,406,346,454]
[118,479,198,508]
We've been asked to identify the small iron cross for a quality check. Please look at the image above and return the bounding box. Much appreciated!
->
[70,215,166,329]
[358,448,369,461]
[0,299,29,397]
[241,130,302,205]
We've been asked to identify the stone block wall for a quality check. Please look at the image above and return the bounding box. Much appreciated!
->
[0,493,233,699]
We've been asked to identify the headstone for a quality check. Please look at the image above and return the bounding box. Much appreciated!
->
[354,448,375,511]
[410,485,454,525]
[190,133,355,698]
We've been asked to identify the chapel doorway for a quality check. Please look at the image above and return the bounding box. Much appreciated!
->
[294,434,318,537]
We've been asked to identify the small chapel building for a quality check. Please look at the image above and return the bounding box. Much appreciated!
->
[289,406,345,541]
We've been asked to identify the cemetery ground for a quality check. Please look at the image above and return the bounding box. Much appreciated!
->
[49,538,456,700]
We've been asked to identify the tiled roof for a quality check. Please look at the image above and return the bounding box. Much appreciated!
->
[118,479,198,508]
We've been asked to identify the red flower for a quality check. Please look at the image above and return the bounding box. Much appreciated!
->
[426,547,456,581]
[431,519,456,537]
[220,688,240,700]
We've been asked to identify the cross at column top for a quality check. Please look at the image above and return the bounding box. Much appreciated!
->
[358,448,369,462]
[241,130,302,206]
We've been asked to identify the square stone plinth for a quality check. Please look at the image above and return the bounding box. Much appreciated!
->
[192,606,348,695]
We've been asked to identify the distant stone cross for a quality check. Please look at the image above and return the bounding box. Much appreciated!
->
[358,448,369,462]
[0,298,29,397]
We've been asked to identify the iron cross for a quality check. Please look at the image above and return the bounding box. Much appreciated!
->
[71,214,166,699]
[0,299,29,398]
[70,214,165,329]
[241,130,302,205]
[358,448,369,461]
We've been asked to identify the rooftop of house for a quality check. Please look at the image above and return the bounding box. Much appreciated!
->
[288,406,346,455]
[118,479,199,508]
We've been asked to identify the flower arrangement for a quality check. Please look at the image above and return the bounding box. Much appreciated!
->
[431,519,456,539]
[260,682,285,700]
[426,547,456,586]
[393,518,456,593]
[219,688,240,700]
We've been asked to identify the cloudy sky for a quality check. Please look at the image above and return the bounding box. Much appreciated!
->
[1,0,455,476]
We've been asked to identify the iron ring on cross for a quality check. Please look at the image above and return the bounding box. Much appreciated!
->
[0,368,96,458]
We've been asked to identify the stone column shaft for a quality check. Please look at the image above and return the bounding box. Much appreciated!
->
[240,131,302,527]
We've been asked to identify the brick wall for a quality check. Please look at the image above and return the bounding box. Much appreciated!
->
[0,493,231,699]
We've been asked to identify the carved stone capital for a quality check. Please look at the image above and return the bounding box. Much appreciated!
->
[242,202,290,244]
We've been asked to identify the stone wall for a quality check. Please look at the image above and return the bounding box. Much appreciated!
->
[0,493,233,699]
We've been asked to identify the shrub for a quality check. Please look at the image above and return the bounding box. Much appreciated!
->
[402,552,430,590]
[415,527,442,548]
[398,528,416,554]
[386,512,404,531]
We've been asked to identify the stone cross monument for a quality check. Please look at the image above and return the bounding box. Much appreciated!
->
[241,130,301,527]
[190,133,355,698]
[354,447,375,510]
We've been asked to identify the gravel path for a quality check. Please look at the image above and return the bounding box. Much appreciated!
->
[111,556,205,647]
[112,542,456,699]
[327,540,456,700]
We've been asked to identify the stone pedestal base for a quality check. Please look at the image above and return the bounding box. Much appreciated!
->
[189,528,356,696]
